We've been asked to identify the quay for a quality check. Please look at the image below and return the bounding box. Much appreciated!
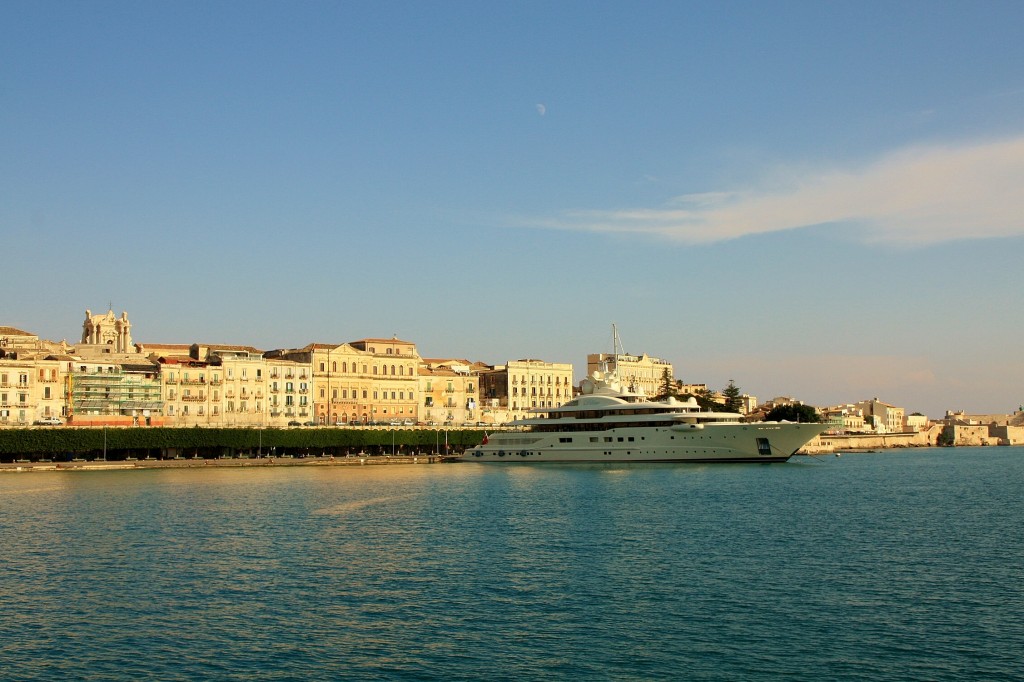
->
[0,454,458,473]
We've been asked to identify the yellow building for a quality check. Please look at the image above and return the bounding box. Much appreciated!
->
[0,351,39,426]
[419,359,481,426]
[1,326,75,425]
[587,351,672,396]
[268,336,420,425]
[155,346,311,428]
[479,358,574,423]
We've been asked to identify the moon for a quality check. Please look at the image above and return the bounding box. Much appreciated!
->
[536,103,546,116]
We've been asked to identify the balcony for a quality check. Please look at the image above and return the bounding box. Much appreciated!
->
[182,395,206,402]
[210,379,222,386]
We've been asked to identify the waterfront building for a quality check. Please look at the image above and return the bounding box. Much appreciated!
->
[155,346,308,428]
[479,358,573,423]
[0,327,75,425]
[268,337,420,425]
[0,351,40,426]
[204,345,276,426]
[904,413,929,432]
[419,359,482,426]
[68,357,163,426]
[349,338,420,424]
[855,398,906,434]
[264,356,310,427]
[587,351,672,396]
[269,343,373,425]
[157,354,213,427]
[821,404,867,433]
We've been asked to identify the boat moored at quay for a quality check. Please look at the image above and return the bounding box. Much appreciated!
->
[467,363,828,463]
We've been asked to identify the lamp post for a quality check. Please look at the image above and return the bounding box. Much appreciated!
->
[325,346,331,426]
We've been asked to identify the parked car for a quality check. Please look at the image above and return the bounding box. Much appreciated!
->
[302,421,317,426]
[34,417,62,426]
[287,420,301,426]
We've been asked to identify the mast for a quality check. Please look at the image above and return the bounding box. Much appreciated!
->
[611,323,626,376]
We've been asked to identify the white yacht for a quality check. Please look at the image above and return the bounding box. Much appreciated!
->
[467,358,827,463]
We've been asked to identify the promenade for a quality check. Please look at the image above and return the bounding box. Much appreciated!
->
[0,454,453,472]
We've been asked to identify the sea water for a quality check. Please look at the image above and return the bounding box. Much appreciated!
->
[1,447,1022,681]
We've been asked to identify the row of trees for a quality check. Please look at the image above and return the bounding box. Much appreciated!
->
[652,368,820,422]
[0,427,485,461]
[652,368,745,412]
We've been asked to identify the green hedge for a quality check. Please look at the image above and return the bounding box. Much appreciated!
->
[0,427,484,459]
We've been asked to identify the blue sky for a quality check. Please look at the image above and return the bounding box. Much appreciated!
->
[3,1,1023,418]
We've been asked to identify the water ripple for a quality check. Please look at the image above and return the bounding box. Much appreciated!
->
[2,450,1023,680]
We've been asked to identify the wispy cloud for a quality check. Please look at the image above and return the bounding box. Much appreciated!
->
[531,135,1024,246]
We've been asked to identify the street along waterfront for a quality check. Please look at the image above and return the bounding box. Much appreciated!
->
[2,447,1021,680]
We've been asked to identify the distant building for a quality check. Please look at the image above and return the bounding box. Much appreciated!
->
[822,404,867,433]
[855,398,905,434]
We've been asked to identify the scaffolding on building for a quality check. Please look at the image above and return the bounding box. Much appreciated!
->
[69,367,163,417]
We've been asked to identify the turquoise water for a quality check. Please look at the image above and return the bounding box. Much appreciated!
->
[1,448,1022,681]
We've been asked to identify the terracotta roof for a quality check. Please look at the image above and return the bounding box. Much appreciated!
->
[290,342,343,352]
[157,355,204,365]
[208,344,264,353]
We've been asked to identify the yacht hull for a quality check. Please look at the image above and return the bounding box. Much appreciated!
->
[466,422,827,463]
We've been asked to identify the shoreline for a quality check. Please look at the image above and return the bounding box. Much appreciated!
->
[0,454,453,472]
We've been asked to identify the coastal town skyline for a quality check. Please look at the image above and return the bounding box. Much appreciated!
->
[4,2,1023,419]
[1,305,1015,423]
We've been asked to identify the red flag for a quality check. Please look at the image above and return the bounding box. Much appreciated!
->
[482,432,489,445]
